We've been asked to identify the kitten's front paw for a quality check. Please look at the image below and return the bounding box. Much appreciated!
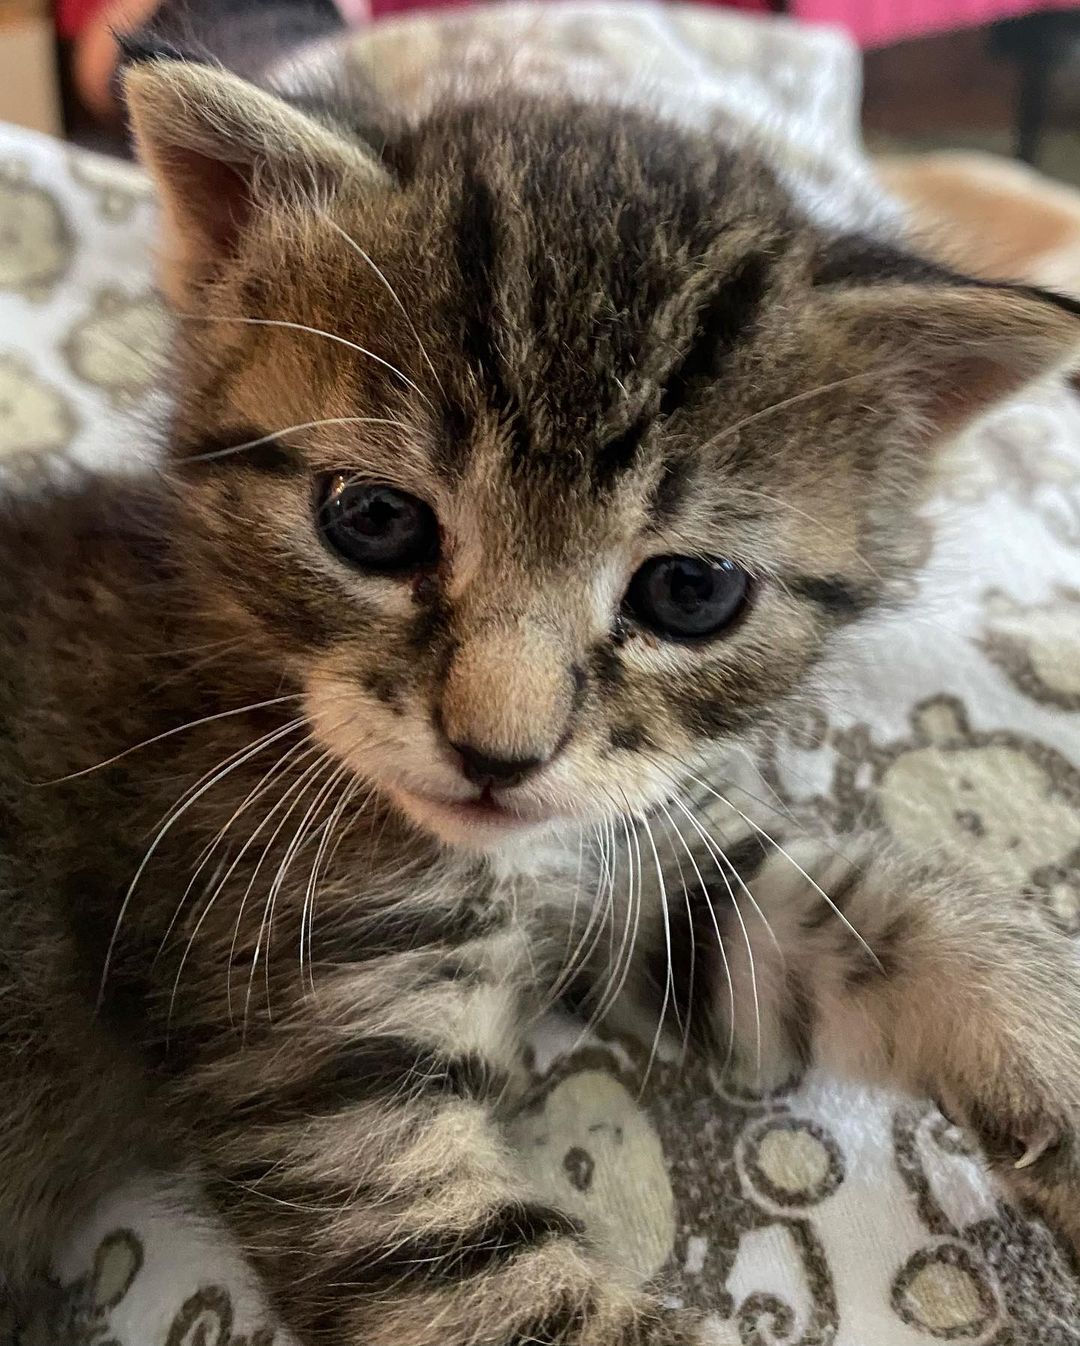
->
[722,1039,803,1098]
[982,1121,1080,1258]
[939,1086,1080,1261]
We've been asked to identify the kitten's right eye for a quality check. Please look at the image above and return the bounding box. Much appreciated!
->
[315,474,439,573]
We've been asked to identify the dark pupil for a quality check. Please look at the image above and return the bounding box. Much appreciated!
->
[667,560,715,614]
[344,490,409,542]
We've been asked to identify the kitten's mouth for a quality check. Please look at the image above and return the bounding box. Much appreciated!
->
[429,789,518,822]
[388,782,556,845]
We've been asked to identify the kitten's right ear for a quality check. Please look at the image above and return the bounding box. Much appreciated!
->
[818,280,1080,440]
[123,55,389,302]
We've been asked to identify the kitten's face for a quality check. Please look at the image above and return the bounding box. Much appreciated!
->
[137,74,1077,855]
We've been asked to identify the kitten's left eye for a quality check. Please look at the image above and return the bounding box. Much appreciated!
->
[624,555,749,639]
[315,474,438,572]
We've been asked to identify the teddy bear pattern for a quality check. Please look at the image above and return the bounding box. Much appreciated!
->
[63,286,170,408]
[795,696,1080,933]
[2,1229,141,1346]
[0,352,76,467]
[508,1024,1080,1344]
[65,151,155,225]
[938,398,1080,549]
[0,143,162,489]
[981,587,1080,714]
[34,1040,1080,1346]
[0,162,72,301]
[7,1228,281,1346]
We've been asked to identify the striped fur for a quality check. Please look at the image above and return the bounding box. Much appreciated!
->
[1,42,1080,1344]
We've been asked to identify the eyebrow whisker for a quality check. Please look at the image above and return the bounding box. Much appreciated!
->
[180,416,408,464]
[179,313,436,411]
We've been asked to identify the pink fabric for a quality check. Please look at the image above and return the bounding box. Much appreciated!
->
[341,0,769,13]
[336,0,1079,47]
[793,0,1079,49]
[57,0,1080,49]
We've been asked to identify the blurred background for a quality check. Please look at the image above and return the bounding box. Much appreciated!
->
[3,0,1080,182]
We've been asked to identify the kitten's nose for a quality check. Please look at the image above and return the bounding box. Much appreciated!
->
[448,741,545,790]
[437,617,582,788]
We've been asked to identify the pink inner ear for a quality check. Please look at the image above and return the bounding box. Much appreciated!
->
[165,143,254,262]
[923,353,1010,434]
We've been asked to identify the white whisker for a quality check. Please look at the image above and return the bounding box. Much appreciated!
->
[641,751,783,960]
[146,638,249,695]
[163,735,318,1035]
[299,764,356,997]
[180,416,407,464]
[699,372,878,456]
[220,738,355,1027]
[263,783,335,1015]
[544,825,611,1017]
[243,751,340,1033]
[658,811,695,1058]
[585,799,647,1048]
[581,809,633,1032]
[41,693,301,785]
[639,809,676,1090]
[687,772,882,972]
[181,313,435,410]
[98,714,305,1010]
[668,794,761,1075]
[155,726,313,970]
[320,214,446,402]
[559,829,590,987]
[656,799,737,1067]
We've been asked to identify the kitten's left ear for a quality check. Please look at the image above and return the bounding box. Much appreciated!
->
[123,55,389,302]
[820,281,1080,438]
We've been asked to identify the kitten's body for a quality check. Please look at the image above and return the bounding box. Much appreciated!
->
[3,22,1080,1343]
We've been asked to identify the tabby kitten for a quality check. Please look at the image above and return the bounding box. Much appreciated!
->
[2,41,1080,1346]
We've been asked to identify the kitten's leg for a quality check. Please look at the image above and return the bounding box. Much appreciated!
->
[700,839,1080,1254]
[176,924,700,1346]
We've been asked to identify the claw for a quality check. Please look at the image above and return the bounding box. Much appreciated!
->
[1014,1128,1058,1170]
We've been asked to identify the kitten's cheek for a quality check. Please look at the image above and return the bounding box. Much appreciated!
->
[302,674,463,802]
[303,676,401,774]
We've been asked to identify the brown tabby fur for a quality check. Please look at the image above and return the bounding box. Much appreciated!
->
[2,45,1080,1344]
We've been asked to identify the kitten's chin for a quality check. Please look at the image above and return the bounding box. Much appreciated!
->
[386,783,563,852]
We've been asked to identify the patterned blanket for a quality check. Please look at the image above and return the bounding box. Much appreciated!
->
[3,6,1080,1343]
